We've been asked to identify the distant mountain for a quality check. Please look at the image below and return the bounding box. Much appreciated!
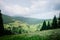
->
[2,14,52,24]
[2,14,15,24]
[13,16,47,24]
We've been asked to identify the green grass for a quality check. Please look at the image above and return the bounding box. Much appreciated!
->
[0,29,60,40]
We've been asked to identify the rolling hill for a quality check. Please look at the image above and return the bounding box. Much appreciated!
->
[13,17,44,24]
[2,14,52,25]
[13,16,52,24]
[2,14,15,24]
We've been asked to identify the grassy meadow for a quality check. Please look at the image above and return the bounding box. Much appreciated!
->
[0,29,60,40]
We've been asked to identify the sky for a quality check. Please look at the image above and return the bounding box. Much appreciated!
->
[0,0,60,19]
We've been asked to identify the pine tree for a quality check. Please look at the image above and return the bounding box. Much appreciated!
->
[58,13,60,28]
[40,20,47,31]
[0,10,4,36]
[47,21,50,29]
[52,15,57,29]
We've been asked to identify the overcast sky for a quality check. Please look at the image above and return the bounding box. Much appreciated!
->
[0,0,60,19]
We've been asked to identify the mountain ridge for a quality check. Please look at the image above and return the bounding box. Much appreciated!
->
[2,14,52,24]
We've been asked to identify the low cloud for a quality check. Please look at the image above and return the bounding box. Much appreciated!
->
[0,0,60,19]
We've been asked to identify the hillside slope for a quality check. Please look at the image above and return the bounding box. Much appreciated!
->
[2,14,15,24]
[13,16,52,24]
[0,29,60,40]
[2,14,52,25]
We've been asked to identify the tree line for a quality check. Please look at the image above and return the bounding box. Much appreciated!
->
[40,14,60,31]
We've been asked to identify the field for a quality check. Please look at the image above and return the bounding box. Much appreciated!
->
[0,29,60,40]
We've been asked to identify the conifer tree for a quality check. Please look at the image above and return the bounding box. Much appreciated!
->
[40,20,47,30]
[58,13,60,28]
[52,15,57,29]
[47,21,50,29]
[0,10,4,36]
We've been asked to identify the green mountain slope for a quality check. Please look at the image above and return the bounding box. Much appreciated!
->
[2,14,52,25]
[13,17,44,24]
[13,16,52,24]
[2,14,15,24]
